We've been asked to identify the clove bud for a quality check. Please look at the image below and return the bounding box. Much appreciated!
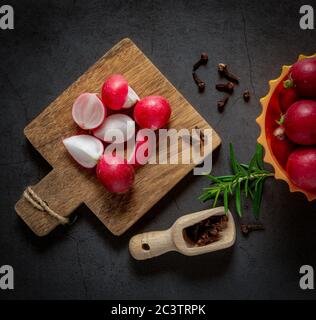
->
[217,96,229,112]
[216,82,234,93]
[241,223,264,236]
[243,90,250,102]
[193,52,209,71]
[218,63,239,84]
[192,72,206,92]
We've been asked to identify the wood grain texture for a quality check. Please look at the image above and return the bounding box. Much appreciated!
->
[15,38,221,236]
[129,207,236,260]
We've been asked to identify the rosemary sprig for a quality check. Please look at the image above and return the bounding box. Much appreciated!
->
[199,143,274,218]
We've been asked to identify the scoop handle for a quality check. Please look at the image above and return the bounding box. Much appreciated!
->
[129,228,175,260]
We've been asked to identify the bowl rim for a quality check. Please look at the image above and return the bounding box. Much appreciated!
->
[256,53,316,201]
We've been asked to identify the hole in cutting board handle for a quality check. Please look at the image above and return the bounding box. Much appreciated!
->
[142,243,150,251]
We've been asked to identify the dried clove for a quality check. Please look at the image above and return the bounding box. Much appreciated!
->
[241,223,265,236]
[218,63,239,84]
[216,81,234,93]
[193,52,209,71]
[243,90,250,102]
[217,96,229,112]
[184,215,228,247]
[192,72,206,92]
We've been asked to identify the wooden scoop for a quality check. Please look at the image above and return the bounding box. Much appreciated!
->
[129,207,236,260]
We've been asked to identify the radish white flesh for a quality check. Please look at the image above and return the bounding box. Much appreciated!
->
[63,135,104,168]
[72,93,106,130]
[123,86,140,109]
[93,114,135,144]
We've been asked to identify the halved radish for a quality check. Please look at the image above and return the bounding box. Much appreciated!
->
[72,93,106,130]
[93,114,135,144]
[123,86,139,109]
[134,96,171,130]
[96,153,135,193]
[102,74,139,110]
[63,135,104,168]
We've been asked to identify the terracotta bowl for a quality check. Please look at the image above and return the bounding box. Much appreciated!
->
[256,53,316,201]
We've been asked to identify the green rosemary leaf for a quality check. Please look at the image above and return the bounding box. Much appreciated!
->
[224,188,228,214]
[248,153,258,171]
[217,175,234,182]
[236,181,242,217]
[213,190,220,208]
[248,187,254,199]
[256,144,264,169]
[255,176,264,192]
[240,163,249,170]
[245,179,249,197]
[229,143,239,174]
[253,179,264,218]
[199,143,272,219]
[228,183,233,194]
[206,175,221,183]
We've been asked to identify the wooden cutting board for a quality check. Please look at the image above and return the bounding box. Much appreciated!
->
[15,38,221,236]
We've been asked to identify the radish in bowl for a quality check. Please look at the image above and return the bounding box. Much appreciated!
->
[278,85,299,114]
[286,148,316,191]
[270,125,296,168]
[101,74,139,110]
[284,100,316,145]
[287,57,316,99]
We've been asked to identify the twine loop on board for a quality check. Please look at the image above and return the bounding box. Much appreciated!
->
[23,186,69,225]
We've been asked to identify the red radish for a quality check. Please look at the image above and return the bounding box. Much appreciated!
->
[270,126,296,168]
[96,154,135,193]
[101,74,139,110]
[284,100,316,145]
[127,131,154,167]
[93,113,135,144]
[286,148,316,191]
[72,93,106,130]
[287,57,316,98]
[134,96,171,130]
[63,135,104,168]
[278,85,299,114]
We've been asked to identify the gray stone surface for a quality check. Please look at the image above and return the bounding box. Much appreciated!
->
[0,0,316,299]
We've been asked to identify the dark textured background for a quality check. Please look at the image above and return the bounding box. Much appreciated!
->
[1,0,316,300]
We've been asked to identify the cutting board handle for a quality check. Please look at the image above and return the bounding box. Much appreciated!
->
[129,229,176,260]
[15,168,82,236]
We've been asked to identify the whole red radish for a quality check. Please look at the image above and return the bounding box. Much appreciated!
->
[96,153,135,193]
[134,96,171,130]
[284,100,316,145]
[278,84,299,114]
[270,126,296,168]
[288,57,316,98]
[101,74,139,110]
[286,148,316,191]
[126,131,154,167]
